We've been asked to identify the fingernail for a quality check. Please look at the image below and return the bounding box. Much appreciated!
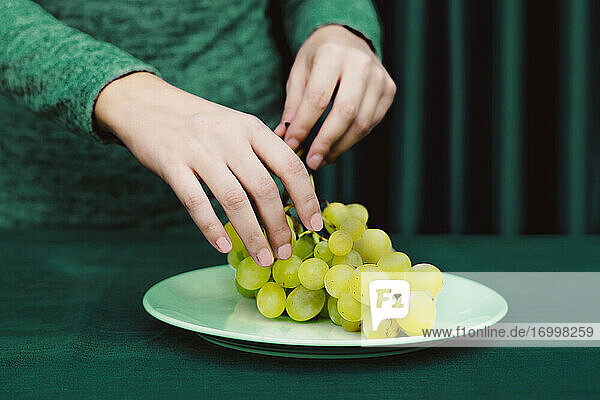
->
[286,138,299,149]
[277,243,292,259]
[310,213,323,231]
[216,237,232,253]
[284,122,290,128]
[308,154,323,170]
[257,248,274,267]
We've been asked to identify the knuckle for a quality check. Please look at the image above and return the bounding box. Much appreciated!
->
[271,224,292,242]
[354,51,373,67]
[307,89,330,110]
[182,193,206,212]
[302,192,319,210]
[221,189,247,211]
[339,101,358,119]
[156,157,182,182]
[284,155,307,177]
[355,117,371,132]
[245,115,265,133]
[387,77,397,96]
[198,220,221,236]
[246,230,267,250]
[254,177,279,201]
[317,135,335,150]
[372,68,386,84]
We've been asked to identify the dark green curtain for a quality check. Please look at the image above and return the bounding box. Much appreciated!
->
[312,0,599,235]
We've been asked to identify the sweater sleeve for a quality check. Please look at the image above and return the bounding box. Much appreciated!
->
[278,0,383,58]
[0,0,160,143]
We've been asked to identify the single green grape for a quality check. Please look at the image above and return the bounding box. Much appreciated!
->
[331,249,363,267]
[404,263,444,299]
[337,288,362,322]
[341,318,361,332]
[377,251,411,279]
[293,234,316,260]
[323,219,337,235]
[396,291,436,336]
[313,241,333,264]
[256,282,286,318]
[340,217,366,241]
[236,256,271,290]
[324,264,354,298]
[353,229,392,264]
[298,257,329,290]
[285,286,326,322]
[235,280,259,298]
[349,264,387,304]
[322,202,349,227]
[327,297,343,326]
[328,230,353,256]
[346,203,369,224]
[227,249,248,269]
[272,255,302,288]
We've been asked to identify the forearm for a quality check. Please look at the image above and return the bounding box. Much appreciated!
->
[0,0,158,142]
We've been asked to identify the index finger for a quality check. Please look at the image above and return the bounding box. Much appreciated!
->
[284,57,340,151]
[251,130,323,232]
[274,62,307,139]
[306,69,368,169]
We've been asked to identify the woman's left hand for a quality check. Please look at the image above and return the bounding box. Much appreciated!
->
[274,24,396,170]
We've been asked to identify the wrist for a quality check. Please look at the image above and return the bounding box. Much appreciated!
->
[311,24,373,54]
[94,72,166,141]
[339,25,377,55]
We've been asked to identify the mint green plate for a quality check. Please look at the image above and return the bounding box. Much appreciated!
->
[142,265,507,359]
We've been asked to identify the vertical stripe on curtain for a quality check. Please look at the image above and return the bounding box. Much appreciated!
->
[561,0,589,234]
[449,0,465,233]
[391,0,425,234]
[314,0,597,235]
[497,0,523,235]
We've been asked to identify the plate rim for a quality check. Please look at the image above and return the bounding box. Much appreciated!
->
[198,333,424,359]
[142,264,508,347]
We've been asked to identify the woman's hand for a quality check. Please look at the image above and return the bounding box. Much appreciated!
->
[94,72,322,266]
[274,25,396,170]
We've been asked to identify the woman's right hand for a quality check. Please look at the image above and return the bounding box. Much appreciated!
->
[94,72,322,267]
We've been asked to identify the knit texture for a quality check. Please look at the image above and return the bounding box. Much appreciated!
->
[0,0,381,228]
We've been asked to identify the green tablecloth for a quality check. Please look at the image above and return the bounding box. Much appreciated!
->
[1,229,599,398]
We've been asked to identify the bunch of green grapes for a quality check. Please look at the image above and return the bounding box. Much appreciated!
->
[226,201,444,338]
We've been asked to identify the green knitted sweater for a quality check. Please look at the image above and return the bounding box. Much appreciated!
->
[0,0,381,228]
